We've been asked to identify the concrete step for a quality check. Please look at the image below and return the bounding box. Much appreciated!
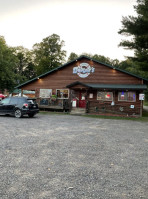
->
[70,108,86,115]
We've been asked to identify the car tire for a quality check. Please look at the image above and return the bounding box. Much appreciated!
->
[28,113,35,118]
[14,109,22,118]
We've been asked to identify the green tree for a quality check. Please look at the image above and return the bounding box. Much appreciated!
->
[118,0,148,78]
[68,52,78,62]
[0,36,17,92]
[13,46,36,83]
[68,52,121,68]
[92,54,113,65]
[33,34,66,75]
[92,54,121,68]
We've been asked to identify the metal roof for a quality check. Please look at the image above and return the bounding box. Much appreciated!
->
[66,81,147,90]
[86,83,147,90]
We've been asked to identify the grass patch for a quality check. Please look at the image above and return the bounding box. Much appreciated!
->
[142,110,148,117]
[39,110,148,122]
[144,101,148,106]
[83,115,148,122]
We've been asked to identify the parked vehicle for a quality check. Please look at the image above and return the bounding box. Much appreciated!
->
[0,97,39,118]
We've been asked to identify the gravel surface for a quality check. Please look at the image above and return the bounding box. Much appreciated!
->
[0,114,148,199]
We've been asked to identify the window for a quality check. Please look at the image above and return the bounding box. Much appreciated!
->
[1,98,10,104]
[118,91,136,102]
[10,98,18,104]
[18,98,26,104]
[128,92,136,101]
[97,92,113,101]
[56,89,69,99]
[118,91,127,101]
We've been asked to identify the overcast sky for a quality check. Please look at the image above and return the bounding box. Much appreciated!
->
[0,0,137,61]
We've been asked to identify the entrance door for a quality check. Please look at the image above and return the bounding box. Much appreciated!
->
[79,91,86,108]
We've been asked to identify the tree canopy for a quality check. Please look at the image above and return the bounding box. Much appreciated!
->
[118,0,148,78]
[33,34,66,75]
[0,36,17,92]
[13,46,36,83]
[0,34,67,92]
[0,39,37,92]
[68,52,78,62]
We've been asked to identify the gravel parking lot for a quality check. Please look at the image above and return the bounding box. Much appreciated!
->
[0,113,148,199]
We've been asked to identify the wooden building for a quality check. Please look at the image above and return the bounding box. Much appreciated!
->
[16,55,148,116]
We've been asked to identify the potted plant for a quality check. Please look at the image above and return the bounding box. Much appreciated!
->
[51,94,57,101]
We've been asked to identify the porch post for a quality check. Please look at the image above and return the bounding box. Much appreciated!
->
[21,89,23,97]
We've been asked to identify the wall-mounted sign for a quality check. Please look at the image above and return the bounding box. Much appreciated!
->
[130,105,134,109]
[139,93,145,101]
[73,63,95,78]
[89,93,93,98]
[40,89,52,98]
[72,99,77,107]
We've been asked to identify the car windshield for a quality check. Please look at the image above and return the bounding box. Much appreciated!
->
[1,98,10,104]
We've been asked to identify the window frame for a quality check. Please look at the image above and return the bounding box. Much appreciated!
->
[56,89,69,99]
[97,91,113,101]
[118,91,136,102]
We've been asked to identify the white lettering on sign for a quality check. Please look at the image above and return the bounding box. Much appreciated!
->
[73,63,95,78]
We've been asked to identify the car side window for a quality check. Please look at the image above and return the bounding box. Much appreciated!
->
[18,98,25,104]
[9,98,18,105]
[1,98,10,104]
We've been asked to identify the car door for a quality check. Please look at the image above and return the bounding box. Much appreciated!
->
[0,98,11,114]
[8,98,19,114]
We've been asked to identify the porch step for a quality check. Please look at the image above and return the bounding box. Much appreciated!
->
[70,108,86,115]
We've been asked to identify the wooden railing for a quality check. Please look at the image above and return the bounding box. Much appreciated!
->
[38,98,71,111]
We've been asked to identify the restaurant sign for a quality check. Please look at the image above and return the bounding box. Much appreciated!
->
[73,63,95,78]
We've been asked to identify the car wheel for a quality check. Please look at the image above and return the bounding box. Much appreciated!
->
[28,113,35,118]
[14,109,22,118]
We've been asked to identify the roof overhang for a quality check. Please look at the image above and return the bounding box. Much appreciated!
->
[66,81,147,90]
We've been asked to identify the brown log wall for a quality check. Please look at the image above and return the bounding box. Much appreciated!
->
[20,58,142,94]
[88,91,142,116]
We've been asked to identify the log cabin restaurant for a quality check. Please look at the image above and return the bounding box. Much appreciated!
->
[15,55,148,117]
